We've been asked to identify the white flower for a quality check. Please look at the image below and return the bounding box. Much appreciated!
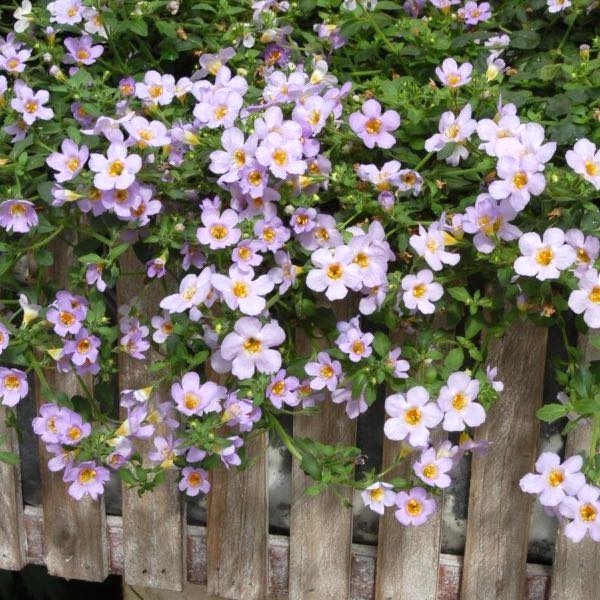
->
[401,269,443,314]
[514,228,576,281]
[568,268,600,329]
[361,482,396,515]
[437,371,486,431]
[13,0,33,33]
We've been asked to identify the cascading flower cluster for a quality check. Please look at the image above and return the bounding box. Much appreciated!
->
[0,0,598,542]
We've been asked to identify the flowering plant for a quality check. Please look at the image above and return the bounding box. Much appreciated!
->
[0,0,599,542]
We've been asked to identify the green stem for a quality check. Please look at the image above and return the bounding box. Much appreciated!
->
[414,151,434,172]
[21,224,65,253]
[266,411,302,462]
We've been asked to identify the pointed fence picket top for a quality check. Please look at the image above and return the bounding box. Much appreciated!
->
[117,249,186,591]
[35,238,109,581]
[549,334,600,600]
[460,321,548,599]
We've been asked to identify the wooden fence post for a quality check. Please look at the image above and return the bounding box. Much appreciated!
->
[549,334,600,599]
[35,238,108,581]
[460,321,548,599]
[117,249,186,591]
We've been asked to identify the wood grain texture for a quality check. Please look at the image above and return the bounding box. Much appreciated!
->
[375,432,443,600]
[549,334,600,600]
[289,304,357,600]
[206,432,268,600]
[117,249,185,591]
[460,321,548,600]
[35,238,108,581]
[0,407,25,570]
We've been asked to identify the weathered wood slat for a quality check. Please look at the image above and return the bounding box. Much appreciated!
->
[35,238,108,581]
[205,355,268,600]
[289,304,357,600]
[460,321,548,600]
[0,406,26,570]
[375,431,443,600]
[117,249,186,591]
[206,431,269,599]
[549,334,600,600]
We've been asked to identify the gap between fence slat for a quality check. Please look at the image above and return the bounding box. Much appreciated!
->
[460,321,548,600]
[549,334,600,600]
[117,249,186,591]
[0,406,26,570]
[34,239,108,581]
[289,302,357,600]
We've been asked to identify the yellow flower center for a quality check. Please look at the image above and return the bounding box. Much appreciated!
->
[214,106,228,120]
[406,498,423,516]
[210,224,228,240]
[589,287,600,304]
[243,337,262,354]
[580,503,597,522]
[423,464,438,479]
[187,472,202,486]
[9,203,26,216]
[248,170,262,186]
[327,263,344,280]
[67,6,78,17]
[585,160,599,177]
[536,248,554,266]
[149,85,163,99]
[404,407,422,426]
[365,118,382,134]
[66,158,80,172]
[354,252,369,268]
[232,281,249,298]
[79,468,96,484]
[447,123,460,139]
[109,160,124,177]
[263,227,276,243]
[77,339,91,354]
[309,110,321,126]
[47,416,57,433]
[25,101,37,114]
[577,248,590,263]
[413,283,427,298]
[547,469,564,487]
[76,49,90,61]
[233,149,246,167]
[296,214,309,226]
[184,392,200,410]
[402,172,416,185]
[238,246,252,261]
[447,74,462,86]
[272,380,286,395]
[59,311,76,326]
[370,487,385,502]
[426,238,438,252]
[352,341,365,355]
[68,426,82,441]
[7,58,19,70]
[452,392,468,411]
[512,172,528,189]
[182,286,196,301]
[315,227,329,241]
[3,375,20,390]
[273,149,287,166]
[320,365,334,379]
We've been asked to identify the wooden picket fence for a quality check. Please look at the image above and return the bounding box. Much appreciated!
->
[0,241,599,600]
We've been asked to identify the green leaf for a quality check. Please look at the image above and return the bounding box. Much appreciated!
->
[443,347,464,372]
[0,451,20,466]
[536,403,568,423]
[447,287,471,304]
[373,331,391,357]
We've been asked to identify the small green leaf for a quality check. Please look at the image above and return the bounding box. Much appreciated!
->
[536,403,568,423]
